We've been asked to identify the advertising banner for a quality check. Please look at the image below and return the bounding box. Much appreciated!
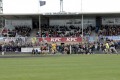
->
[39,37,82,42]
[105,36,120,41]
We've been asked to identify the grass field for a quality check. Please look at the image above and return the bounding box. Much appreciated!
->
[0,54,120,80]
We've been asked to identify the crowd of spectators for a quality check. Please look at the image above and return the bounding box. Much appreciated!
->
[55,38,120,54]
[3,24,120,37]
[39,24,120,37]
[36,25,95,37]
[2,26,31,37]
[98,25,120,36]
[15,26,31,37]
[32,39,120,54]
[0,36,120,54]
[2,24,120,38]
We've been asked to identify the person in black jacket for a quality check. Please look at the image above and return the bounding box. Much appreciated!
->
[32,48,36,54]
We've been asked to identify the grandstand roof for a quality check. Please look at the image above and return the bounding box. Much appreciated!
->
[0,12,120,19]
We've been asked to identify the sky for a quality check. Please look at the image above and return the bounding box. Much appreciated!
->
[2,0,120,14]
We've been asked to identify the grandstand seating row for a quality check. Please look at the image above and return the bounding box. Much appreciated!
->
[1,25,120,37]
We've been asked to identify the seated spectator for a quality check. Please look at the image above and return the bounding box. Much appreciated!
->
[98,25,120,36]
[40,25,95,37]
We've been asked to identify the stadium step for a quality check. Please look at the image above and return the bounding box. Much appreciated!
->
[30,29,39,37]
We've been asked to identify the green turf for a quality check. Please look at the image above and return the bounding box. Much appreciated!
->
[0,54,120,80]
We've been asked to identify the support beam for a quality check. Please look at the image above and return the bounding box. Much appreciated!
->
[81,14,84,42]
[60,0,63,12]
[39,15,41,37]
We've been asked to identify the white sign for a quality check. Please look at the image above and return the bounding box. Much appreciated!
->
[21,48,40,52]
[21,48,49,53]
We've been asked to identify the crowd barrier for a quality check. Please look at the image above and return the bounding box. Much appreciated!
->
[0,36,120,54]
[105,36,120,41]
[0,37,82,43]
[85,36,120,42]
[0,36,120,44]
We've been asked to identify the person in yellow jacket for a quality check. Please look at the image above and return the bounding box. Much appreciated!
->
[51,42,57,54]
[105,42,110,54]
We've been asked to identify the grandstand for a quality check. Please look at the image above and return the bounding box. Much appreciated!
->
[1,13,120,37]
[0,12,120,53]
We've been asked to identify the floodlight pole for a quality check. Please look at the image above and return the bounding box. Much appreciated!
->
[0,0,3,13]
[60,0,63,12]
[0,0,5,37]
[39,15,41,37]
[81,14,83,41]
[81,0,84,42]
[0,0,3,28]
[38,0,41,37]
